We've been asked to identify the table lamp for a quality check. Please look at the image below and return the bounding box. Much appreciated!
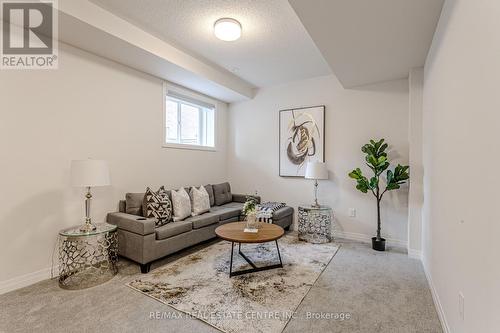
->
[70,159,111,232]
[305,161,328,208]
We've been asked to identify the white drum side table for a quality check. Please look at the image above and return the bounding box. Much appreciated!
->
[58,223,118,290]
[298,205,333,243]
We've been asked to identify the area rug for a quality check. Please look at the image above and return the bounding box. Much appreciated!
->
[127,232,340,333]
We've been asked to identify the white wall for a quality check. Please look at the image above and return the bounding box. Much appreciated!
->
[422,0,500,332]
[227,75,410,245]
[0,43,228,291]
[408,68,424,258]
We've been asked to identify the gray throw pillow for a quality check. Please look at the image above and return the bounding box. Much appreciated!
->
[143,186,172,227]
[125,193,145,216]
[213,182,232,206]
[204,184,215,206]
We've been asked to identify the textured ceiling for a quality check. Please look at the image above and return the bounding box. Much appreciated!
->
[289,0,444,87]
[90,0,331,88]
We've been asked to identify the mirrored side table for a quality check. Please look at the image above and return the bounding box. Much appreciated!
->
[58,223,118,290]
[298,205,333,244]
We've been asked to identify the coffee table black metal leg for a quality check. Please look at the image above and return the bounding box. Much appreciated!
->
[229,242,234,277]
[275,240,283,267]
[229,241,283,277]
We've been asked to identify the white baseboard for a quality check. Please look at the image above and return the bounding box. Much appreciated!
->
[422,263,450,333]
[407,248,422,260]
[0,265,59,295]
[335,230,407,248]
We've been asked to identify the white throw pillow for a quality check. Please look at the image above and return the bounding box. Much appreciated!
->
[190,186,210,216]
[171,187,192,221]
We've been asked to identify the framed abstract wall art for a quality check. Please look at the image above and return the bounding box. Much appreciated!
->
[279,105,325,177]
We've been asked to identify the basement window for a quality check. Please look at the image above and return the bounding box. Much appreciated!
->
[163,84,216,151]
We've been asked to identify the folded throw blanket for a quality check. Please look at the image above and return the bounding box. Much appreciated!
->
[256,202,286,223]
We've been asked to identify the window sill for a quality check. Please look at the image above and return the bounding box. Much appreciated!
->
[162,143,217,152]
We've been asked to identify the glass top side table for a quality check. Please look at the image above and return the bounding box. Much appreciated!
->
[298,205,334,244]
[59,222,117,237]
[58,223,118,290]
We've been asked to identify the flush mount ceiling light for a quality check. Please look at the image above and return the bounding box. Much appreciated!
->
[214,18,242,41]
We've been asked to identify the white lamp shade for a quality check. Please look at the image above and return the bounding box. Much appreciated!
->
[305,161,328,180]
[70,159,111,187]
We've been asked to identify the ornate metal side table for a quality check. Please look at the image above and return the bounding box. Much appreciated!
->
[58,223,118,290]
[298,205,333,243]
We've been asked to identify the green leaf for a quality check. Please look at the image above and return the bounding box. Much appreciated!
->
[349,167,371,194]
[367,155,378,167]
[379,162,390,173]
[386,170,394,183]
[356,184,369,193]
[386,183,400,190]
[362,144,375,155]
[385,164,410,192]
[348,168,364,179]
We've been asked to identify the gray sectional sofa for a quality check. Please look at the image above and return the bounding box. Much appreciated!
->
[106,182,293,273]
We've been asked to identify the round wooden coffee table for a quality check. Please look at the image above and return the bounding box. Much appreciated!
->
[215,222,285,277]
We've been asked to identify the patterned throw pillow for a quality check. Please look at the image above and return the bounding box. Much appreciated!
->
[190,186,210,216]
[171,187,192,221]
[143,186,172,227]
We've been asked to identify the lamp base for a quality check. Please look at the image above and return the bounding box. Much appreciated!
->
[311,180,321,208]
[80,222,97,233]
[80,188,96,232]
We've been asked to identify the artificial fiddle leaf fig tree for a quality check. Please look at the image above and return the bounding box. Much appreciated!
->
[348,139,409,251]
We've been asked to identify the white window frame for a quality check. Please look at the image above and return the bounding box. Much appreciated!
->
[162,82,217,152]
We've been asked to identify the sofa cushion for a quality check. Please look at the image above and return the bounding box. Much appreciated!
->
[204,184,215,207]
[119,200,126,213]
[155,221,192,240]
[172,187,192,221]
[125,193,145,216]
[143,187,172,227]
[186,212,219,229]
[273,206,294,220]
[221,202,244,209]
[211,204,242,220]
[213,182,232,206]
[190,186,210,216]
[218,216,239,225]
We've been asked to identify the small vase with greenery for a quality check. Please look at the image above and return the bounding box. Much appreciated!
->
[348,139,409,251]
[242,195,259,231]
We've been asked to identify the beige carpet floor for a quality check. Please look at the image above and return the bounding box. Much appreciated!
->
[0,237,442,333]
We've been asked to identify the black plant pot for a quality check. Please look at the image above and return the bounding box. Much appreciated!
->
[372,237,386,251]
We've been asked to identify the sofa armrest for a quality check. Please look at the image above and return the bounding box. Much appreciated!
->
[232,194,261,204]
[106,212,156,236]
